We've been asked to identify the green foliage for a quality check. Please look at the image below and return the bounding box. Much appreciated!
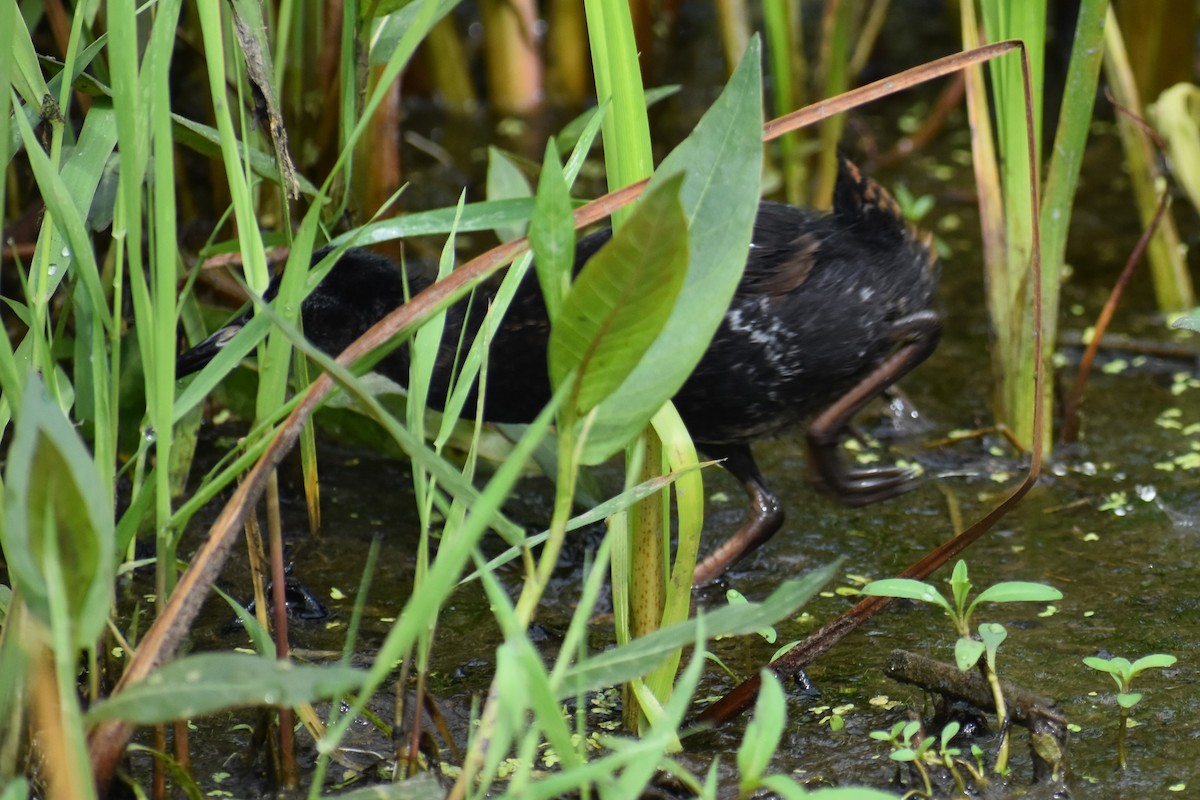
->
[2,378,113,649]
[1084,652,1177,769]
[864,560,1061,640]
[530,140,575,323]
[548,173,689,420]
[85,653,366,725]
[864,560,1061,775]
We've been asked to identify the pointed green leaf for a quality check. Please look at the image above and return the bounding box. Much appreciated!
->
[559,563,835,697]
[862,579,952,612]
[737,670,786,785]
[85,653,365,724]
[2,378,113,648]
[581,37,763,462]
[972,581,1063,606]
[530,140,574,322]
[1130,654,1177,674]
[950,559,972,615]
[549,172,688,417]
[486,147,532,242]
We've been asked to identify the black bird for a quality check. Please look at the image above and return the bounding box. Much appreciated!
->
[179,159,940,584]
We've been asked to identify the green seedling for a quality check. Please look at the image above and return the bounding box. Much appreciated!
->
[933,721,989,797]
[870,719,935,797]
[870,720,987,799]
[863,560,1063,774]
[1083,652,1177,769]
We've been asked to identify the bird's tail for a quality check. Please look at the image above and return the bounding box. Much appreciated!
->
[833,157,936,265]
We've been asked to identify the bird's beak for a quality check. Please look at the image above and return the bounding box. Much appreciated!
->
[176,322,245,378]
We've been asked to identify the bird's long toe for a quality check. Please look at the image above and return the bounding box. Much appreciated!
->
[825,463,922,506]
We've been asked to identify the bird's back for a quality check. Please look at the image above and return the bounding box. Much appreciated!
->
[265,161,936,443]
[674,161,938,445]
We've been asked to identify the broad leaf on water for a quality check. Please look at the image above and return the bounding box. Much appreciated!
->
[85,652,366,724]
[580,37,763,464]
[549,172,688,418]
[2,378,113,648]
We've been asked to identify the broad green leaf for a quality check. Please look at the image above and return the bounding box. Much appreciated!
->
[549,172,688,418]
[861,579,951,612]
[971,581,1063,606]
[1172,308,1200,333]
[1131,654,1178,673]
[2,378,113,648]
[1083,655,1129,677]
[530,140,574,322]
[580,36,763,463]
[979,622,1007,669]
[85,653,365,724]
[941,721,961,748]
[1117,692,1143,709]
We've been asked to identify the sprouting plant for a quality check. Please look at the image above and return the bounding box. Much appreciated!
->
[870,719,987,799]
[932,721,989,797]
[863,560,1063,774]
[870,719,934,797]
[1083,653,1177,769]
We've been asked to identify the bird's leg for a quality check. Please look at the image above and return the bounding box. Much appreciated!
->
[693,443,784,586]
[807,310,942,505]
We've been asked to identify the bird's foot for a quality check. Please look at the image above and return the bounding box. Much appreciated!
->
[814,456,923,507]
